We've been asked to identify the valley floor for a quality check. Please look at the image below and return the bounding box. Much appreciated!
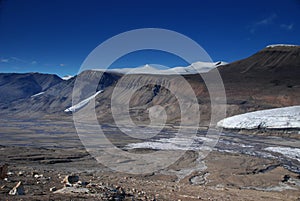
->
[0,118,300,200]
[1,146,300,201]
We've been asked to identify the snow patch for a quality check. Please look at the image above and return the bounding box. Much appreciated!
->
[266,44,298,48]
[265,147,300,162]
[31,92,45,98]
[93,61,227,75]
[217,106,300,130]
[62,75,73,80]
[64,91,103,113]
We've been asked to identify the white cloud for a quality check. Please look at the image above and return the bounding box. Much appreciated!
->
[1,57,40,65]
[256,14,277,25]
[280,23,294,31]
[10,57,27,63]
[249,14,277,33]
[1,58,9,63]
[59,63,65,67]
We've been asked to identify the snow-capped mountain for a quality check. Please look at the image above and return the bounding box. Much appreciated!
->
[0,45,299,128]
[95,61,227,75]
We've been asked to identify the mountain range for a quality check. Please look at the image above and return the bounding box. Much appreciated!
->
[0,45,299,126]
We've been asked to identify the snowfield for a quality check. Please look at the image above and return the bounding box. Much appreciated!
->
[217,106,300,130]
[93,61,227,75]
[64,90,103,113]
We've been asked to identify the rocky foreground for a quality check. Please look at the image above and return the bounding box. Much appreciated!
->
[1,145,300,201]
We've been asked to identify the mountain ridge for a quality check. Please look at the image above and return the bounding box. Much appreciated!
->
[0,45,299,126]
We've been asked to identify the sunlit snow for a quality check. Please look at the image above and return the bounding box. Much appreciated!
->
[31,92,45,98]
[64,90,103,113]
[93,61,227,75]
[217,106,300,129]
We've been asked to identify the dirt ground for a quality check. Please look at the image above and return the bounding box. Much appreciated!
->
[1,145,300,201]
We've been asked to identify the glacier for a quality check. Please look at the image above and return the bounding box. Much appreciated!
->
[217,106,300,130]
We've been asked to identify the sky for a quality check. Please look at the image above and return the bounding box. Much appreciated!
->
[1,0,300,77]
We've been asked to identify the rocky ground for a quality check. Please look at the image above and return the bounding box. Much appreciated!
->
[1,145,300,201]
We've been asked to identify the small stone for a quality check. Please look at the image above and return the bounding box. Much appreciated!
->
[86,183,96,188]
[77,181,89,187]
[18,171,24,176]
[9,181,25,195]
[64,183,72,187]
[50,187,57,192]
[62,175,79,184]
[34,174,43,179]
[282,175,290,182]
[32,171,39,177]
[7,172,14,176]
[215,184,224,190]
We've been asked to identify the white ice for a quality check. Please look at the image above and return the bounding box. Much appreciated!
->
[217,106,300,130]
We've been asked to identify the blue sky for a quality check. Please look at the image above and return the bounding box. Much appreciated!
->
[1,0,300,77]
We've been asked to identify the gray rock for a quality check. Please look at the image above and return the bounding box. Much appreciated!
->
[62,175,79,184]
[17,171,24,176]
[50,187,57,192]
[9,181,25,195]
